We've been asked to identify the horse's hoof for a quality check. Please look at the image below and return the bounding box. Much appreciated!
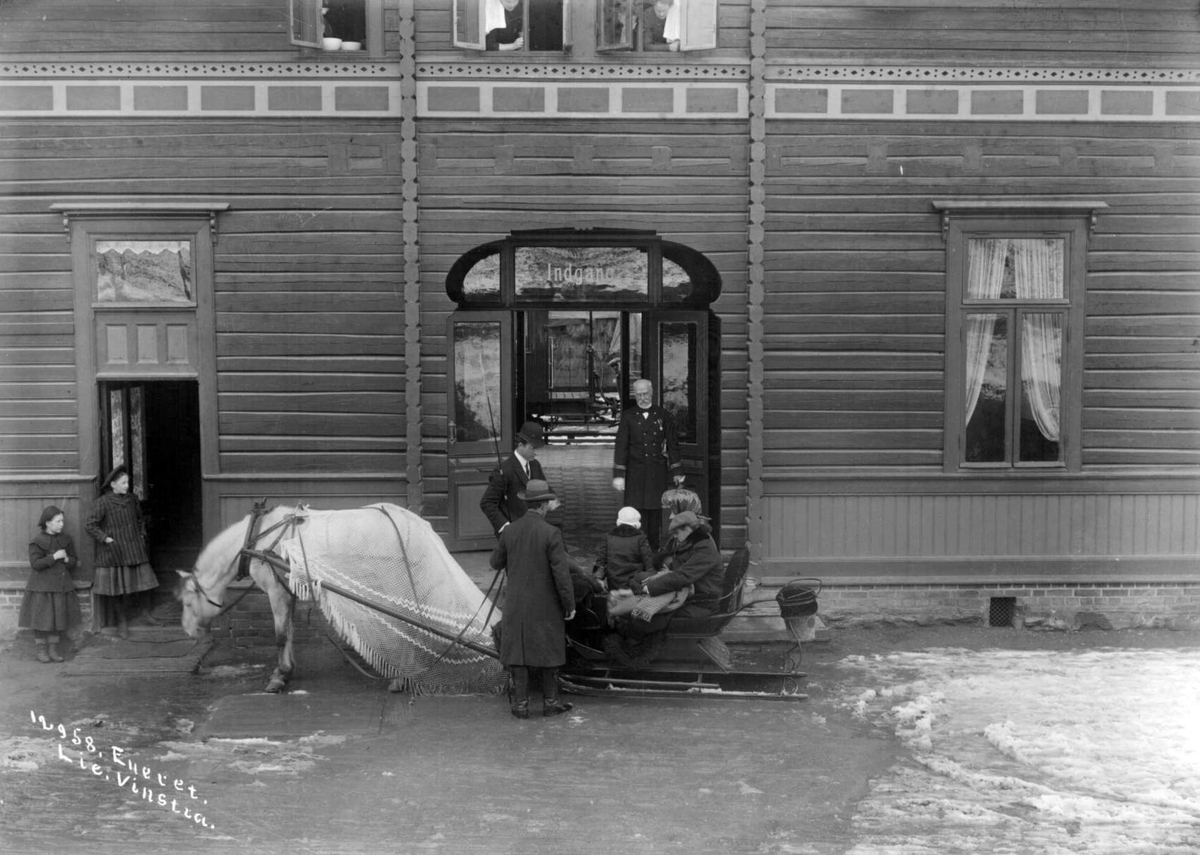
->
[265,679,286,693]
[387,678,405,693]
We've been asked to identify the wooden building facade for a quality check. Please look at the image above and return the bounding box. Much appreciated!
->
[1,0,1198,628]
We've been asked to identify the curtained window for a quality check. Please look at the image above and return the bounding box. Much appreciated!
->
[942,210,1090,473]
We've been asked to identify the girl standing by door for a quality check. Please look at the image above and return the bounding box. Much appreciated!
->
[86,466,157,637]
[21,506,81,662]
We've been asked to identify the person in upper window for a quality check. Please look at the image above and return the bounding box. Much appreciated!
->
[485,0,564,52]
[485,0,524,51]
[642,0,680,51]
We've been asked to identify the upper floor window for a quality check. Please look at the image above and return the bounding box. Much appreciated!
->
[938,202,1102,473]
[290,0,384,55]
[597,0,717,53]
[451,0,717,54]
[455,0,568,52]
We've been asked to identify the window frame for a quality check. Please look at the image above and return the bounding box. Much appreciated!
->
[940,204,1098,474]
[595,0,718,53]
[289,0,385,57]
[453,0,572,53]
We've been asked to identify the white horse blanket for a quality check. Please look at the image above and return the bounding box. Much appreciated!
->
[276,504,504,694]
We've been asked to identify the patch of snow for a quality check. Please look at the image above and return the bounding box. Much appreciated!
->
[839,647,1200,854]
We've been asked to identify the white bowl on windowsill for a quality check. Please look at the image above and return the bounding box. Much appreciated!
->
[321,37,343,51]
[340,41,362,51]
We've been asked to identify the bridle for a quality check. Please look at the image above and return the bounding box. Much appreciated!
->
[182,499,306,617]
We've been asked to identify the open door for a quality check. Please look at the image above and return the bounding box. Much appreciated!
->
[645,310,718,534]
[446,311,513,550]
[100,380,203,583]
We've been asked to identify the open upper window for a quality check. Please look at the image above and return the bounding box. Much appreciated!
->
[937,200,1104,473]
[290,0,384,55]
[597,0,718,53]
[453,0,569,52]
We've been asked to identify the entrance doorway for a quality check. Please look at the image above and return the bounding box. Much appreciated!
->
[99,380,203,591]
[442,229,722,554]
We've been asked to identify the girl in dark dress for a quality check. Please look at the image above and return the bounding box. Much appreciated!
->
[21,506,81,663]
[86,466,157,638]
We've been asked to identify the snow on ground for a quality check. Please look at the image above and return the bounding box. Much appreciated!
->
[836,647,1200,854]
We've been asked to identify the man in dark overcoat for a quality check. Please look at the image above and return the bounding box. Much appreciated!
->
[490,479,576,719]
[612,379,684,549]
[480,421,558,536]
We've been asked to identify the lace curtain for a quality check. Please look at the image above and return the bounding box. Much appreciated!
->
[963,238,1063,444]
[964,239,1008,426]
[1014,240,1063,442]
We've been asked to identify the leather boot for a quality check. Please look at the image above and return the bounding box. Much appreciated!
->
[543,698,573,717]
[511,700,530,720]
[48,642,64,662]
[35,643,50,664]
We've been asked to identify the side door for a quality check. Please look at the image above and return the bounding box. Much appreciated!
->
[645,310,713,521]
[445,311,513,550]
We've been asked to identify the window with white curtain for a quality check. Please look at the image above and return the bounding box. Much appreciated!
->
[943,212,1090,472]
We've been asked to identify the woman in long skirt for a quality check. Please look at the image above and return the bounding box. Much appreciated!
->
[21,506,82,662]
[86,466,157,637]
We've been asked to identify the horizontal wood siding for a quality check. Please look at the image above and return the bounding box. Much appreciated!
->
[766,1,1200,66]
[763,120,1200,472]
[0,0,400,56]
[0,117,405,477]
[416,119,749,540]
[0,193,76,472]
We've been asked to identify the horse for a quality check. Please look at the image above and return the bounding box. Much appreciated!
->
[177,502,504,694]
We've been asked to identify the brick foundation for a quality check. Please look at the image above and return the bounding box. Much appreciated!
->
[817,582,1200,630]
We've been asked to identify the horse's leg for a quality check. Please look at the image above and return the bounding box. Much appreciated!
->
[252,563,295,693]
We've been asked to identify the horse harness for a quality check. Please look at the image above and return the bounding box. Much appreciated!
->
[185,499,305,614]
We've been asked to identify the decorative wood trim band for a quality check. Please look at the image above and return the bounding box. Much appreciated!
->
[0,61,397,77]
[0,80,401,118]
[766,83,1200,122]
[416,61,750,80]
[767,66,1200,84]
[744,0,768,564]
[400,0,424,512]
[416,80,747,119]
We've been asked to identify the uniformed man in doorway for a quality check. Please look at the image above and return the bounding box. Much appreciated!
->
[612,379,683,550]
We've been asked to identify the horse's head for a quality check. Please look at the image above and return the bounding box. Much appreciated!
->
[176,508,273,637]
[175,569,222,638]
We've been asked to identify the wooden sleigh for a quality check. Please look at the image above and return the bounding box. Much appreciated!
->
[559,548,817,702]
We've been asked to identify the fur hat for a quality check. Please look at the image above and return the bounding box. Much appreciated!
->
[616,507,641,529]
[668,510,701,532]
[517,479,557,503]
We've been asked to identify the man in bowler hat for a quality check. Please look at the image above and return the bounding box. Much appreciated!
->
[481,421,560,536]
[490,478,576,719]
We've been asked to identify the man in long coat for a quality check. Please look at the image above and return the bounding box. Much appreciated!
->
[490,479,576,719]
[480,420,557,536]
[612,379,684,549]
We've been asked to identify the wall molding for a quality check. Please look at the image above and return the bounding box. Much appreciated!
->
[767,66,1200,84]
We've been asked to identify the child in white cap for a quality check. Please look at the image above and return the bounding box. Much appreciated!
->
[592,506,655,592]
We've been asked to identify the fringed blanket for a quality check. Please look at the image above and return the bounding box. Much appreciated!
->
[276,504,505,695]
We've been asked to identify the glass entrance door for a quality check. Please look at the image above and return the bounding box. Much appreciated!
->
[445,311,513,550]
